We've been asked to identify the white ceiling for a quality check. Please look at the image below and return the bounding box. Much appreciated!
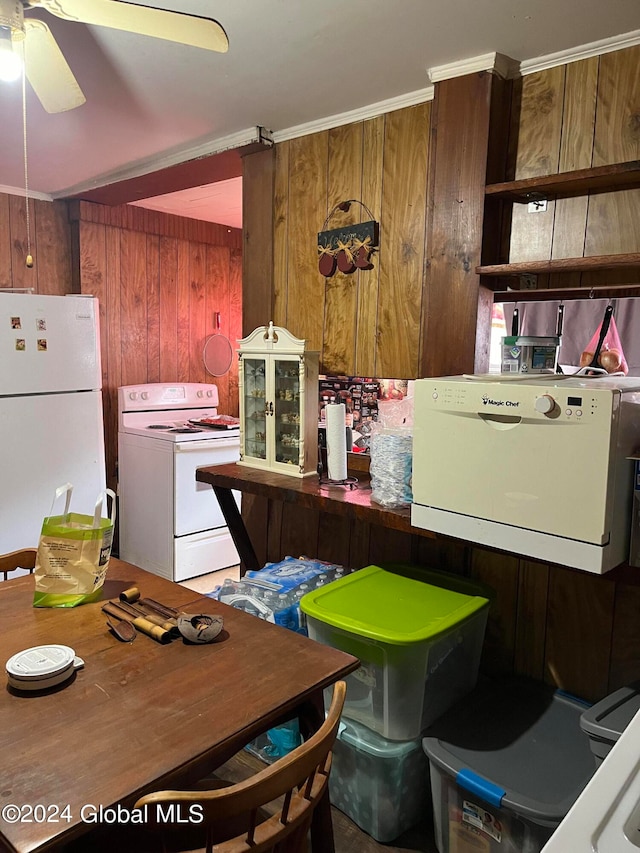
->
[129,177,243,229]
[0,1,638,228]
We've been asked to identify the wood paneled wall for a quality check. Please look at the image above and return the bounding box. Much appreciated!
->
[240,43,640,704]
[242,148,274,336]
[70,201,242,495]
[507,44,640,288]
[0,194,72,293]
[272,104,431,379]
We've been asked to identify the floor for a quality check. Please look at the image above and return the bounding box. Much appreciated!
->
[179,565,240,595]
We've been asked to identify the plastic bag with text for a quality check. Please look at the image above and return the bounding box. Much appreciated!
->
[579,308,628,374]
[34,483,116,608]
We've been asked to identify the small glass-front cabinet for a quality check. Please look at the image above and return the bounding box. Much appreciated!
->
[238,323,319,477]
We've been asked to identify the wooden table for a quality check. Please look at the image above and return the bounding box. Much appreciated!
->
[0,559,358,852]
[195,462,435,571]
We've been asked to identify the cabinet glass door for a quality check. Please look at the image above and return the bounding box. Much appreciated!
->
[242,357,267,460]
[274,358,301,468]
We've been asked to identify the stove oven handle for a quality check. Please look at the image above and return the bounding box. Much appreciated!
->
[175,437,240,452]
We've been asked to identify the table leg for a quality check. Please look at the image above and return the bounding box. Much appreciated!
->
[212,485,261,571]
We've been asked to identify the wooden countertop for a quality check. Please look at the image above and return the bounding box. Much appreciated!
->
[196,462,434,538]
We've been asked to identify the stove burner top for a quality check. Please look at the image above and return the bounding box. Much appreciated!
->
[147,424,173,430]
[169,427,204,434]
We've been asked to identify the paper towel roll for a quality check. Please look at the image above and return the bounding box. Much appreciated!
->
[326,402,347,481]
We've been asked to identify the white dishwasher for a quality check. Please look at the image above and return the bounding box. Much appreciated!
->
[411,374,640,574]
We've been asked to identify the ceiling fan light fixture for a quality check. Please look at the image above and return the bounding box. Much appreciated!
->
[0,25,21,82]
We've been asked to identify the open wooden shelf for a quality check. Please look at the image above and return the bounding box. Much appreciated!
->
[477,252,640,278]
[495,282,640,303]
[480,161,640,296]
[485,160,640,202]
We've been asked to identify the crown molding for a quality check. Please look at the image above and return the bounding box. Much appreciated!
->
[426,31,640,83]
[0,184,52,201]
[428,52,520,82]
[520,28,640,75]
[275,30,640,144]
[271,86,434,144]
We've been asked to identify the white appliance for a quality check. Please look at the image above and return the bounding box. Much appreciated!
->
[411,374,640,574]
[0,292,106,559]
[118,382,241,582]
[542,705,640,852]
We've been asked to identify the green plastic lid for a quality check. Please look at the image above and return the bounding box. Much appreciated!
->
[300,565,490,645]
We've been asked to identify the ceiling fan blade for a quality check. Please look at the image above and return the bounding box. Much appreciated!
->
[34,0,229,53]
[22,20,86,113]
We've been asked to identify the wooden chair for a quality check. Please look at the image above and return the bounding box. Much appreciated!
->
[65,680,346,853]
[0,548,37,581]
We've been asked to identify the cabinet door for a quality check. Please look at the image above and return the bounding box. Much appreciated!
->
[241,356,268,462]
[273,356,302,470]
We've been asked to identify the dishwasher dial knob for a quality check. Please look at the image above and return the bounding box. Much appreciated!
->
[196,390,204,398]
[140,392,149,400]
[206,390,213,397]
[534,394,555,414]
[128,391,138,400]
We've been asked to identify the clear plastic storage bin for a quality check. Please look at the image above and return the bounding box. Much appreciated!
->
[301,564,491,740]
[329,715,430,842]
[423,678,595,853]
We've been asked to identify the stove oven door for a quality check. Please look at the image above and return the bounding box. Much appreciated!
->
[174,436,241,579]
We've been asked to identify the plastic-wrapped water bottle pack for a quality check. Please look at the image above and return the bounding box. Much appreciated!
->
[209,555,354,635]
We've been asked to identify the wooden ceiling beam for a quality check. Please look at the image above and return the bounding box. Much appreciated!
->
[67,148,244,206]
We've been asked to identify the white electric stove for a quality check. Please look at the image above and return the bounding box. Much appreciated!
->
[117,383,241,582]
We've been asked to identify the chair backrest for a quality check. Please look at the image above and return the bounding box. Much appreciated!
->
[0,549,37,581]
[134,680,347,853]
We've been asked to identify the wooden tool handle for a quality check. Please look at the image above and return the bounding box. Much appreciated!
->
[140,597,180,619]
[132,616,172,644]
[119,586,141,603]
[102,602,172,644]
[114,599,179,634]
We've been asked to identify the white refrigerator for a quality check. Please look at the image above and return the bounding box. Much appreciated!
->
[0,292,106,556]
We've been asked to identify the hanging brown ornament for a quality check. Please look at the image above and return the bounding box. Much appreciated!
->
[336,239,355,274]
[318,245,337,277]
[336,250,355,274]
[354,244,373,270]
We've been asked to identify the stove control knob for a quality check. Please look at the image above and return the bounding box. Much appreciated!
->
[196,390,204,398]
[140,392,149,400]
[534,394,555,415]
[128,391,138,400]
[206,390,213,397]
